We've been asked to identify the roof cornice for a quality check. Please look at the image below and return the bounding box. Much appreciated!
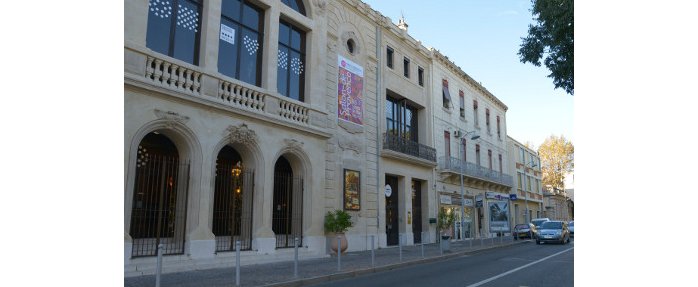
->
[430,49,508,111]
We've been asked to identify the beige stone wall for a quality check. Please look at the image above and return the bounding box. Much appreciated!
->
[506,136,543,228]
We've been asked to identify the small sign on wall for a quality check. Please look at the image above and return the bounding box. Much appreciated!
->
[220,24,235,44]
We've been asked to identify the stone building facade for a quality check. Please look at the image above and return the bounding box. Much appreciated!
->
[430,50,513,239]
[124,0,511,276]
[507,136,544,227]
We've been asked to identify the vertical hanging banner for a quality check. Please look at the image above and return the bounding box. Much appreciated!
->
[337,55,364,125]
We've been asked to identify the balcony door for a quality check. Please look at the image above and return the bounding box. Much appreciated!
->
[386,96,418,142]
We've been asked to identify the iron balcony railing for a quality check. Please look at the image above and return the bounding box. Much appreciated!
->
[382,133,436,162]
[438,156,514,187]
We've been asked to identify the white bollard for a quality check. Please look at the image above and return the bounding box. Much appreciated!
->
[235,241,241,287]
[155,244,163,287]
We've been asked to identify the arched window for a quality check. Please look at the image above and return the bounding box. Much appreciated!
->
[212,146,254,252]
[218,0,264,86]
[130,132,189,257]
[146,0,202,65]
[281,0,305,15]
[277,21,306,101]
[272,156,303,248]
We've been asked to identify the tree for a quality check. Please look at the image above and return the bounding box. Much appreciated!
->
[518,0,574,95]
[538,135,574,190]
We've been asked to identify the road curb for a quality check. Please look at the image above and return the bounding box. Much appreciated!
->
[263,240,528,287]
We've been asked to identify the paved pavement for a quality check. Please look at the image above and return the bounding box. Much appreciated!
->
[125,236,527,287]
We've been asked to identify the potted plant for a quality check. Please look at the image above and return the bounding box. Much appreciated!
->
[437,207,455,251]
[324,210,353,254]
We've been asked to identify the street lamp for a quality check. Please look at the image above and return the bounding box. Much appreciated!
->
[455,130,479,240]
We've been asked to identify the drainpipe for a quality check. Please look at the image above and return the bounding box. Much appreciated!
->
[375,24,382,239]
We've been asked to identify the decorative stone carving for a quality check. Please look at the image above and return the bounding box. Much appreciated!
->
[154,109,190,128]
[226,123,257,145]
[338,139,361,155]
[284,138,304,148]
[312,0,326,15]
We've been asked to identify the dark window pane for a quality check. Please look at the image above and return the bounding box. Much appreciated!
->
[218,20,240,79]
[277,47,289,96]
[279,23,290,45]
[387,47,393,68]
[291,28,302,50]
[288,50,303,101]
[221,0,241,21]
[242,3,260,31]
[146,0,174,55]
[239,28,261,85]
[172,1,201,65]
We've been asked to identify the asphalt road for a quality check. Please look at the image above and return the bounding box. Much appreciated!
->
[308,239,574,287]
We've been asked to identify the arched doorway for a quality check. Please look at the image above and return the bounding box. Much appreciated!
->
[129,132,189,257]
[212,146,254,252]
[272,156,303,248]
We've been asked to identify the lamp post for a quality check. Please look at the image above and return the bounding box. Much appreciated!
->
[456,130,479,241]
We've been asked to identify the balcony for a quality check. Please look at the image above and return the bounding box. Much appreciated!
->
[438,156,513,187]
[382,133,436,164]
[124,46,330,138]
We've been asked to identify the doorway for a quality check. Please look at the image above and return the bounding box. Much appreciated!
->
[411,180,422,243]
[385,175,399,246]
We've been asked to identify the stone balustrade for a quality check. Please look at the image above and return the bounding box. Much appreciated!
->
[126,47,326,132]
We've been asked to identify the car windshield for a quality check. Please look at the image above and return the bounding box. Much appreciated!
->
[569,222,574,227]
[515,224,528,229]
[532,220,546,227]
[541,222,562,229]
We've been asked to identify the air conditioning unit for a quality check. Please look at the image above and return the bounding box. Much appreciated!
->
[454,130,462,138]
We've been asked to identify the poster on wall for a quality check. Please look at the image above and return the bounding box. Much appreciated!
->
[337,55,364,125]
[488,201,510,232]
[343,169,361,210]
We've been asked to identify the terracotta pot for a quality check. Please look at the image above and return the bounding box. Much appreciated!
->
[329,233,348,254]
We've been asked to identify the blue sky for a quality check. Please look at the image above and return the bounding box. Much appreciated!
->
[363,0,573,148]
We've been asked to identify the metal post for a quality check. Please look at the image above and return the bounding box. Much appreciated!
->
[371,235,375,267]
[337,236,341,272]
[439,233,443,255]
[459,139,465,241]
[294,237,299,278]
[155,244,163,287]
[235,240,241,287]
[399,234,403,262]
[421,232,425,258]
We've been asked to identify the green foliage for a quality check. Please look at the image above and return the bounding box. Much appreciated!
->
[519,0,574,95]
[538,135,574,190]
[324,210,353,233]
[437,207,456,233]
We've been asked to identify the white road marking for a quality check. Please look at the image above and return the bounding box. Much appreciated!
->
[465,247,574,287]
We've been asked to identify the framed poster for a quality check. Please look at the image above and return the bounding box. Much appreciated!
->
[488,201,510,232]
[343,169,361,210]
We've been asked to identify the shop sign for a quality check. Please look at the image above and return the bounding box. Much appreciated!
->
[463,198,474,207]
[440,195,452,204]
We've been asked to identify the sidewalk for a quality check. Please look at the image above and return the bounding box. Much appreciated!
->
[124,236,526,287]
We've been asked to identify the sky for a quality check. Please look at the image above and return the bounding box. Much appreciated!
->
[362,0,573,149]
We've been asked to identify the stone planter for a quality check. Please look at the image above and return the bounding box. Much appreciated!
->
[329,233,348,254]
[440,235,451,251]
